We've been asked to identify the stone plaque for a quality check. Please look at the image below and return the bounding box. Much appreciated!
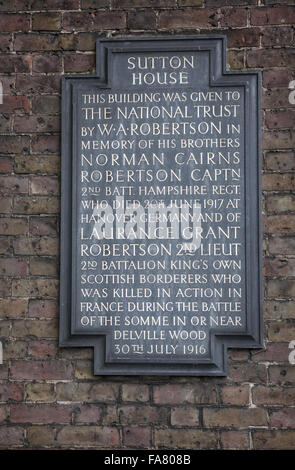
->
[60,36,263,376]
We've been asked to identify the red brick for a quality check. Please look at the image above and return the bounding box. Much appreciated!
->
[29,218,58,237]
[0,54,30,73]
[154,428,218,449]
[263,174,295,191]
[28,299,57,318]
[0,383,24,402]
[56,426,120,447]
[269,365,295,386]
[263,131,295,150]
[127,10,157,30]
[64,53,95,73]
[30,176,59,195]
[0,427,24,447]
[74,405,102,424]
[0,96,30,114]
[265,110,295,129]
[247,49,295,68]
[0,14,30,32]
[171,406,199,426]
[0,33,12,52]
[32,54,62,73]
[252,343,289,362]
[16,75,61,94]
[14,116,60,134]
[81,0,110,7]
[0,157,14,174]
[261,26,293,47]
[31,136,60,155]
[226,28,260,48]
[251,7,295,26]
[28,340,56,359]
[63,11,126,31]
[252,386,295,406]
[18,0,80,8]
[265,152,295,171]
[0,136,29,154]
[263,69,294,88]
[10,404,72,424]
[220,385,249,405]
[0,176,28,195]
[270,408,295,428]
[220,7,247,27]
[112,0,176,6]
[123,427,151,448]
[263,88,290,109]
[158,9,218,29]
[220,431,249,450]
[253,430,295,450]
[153,383,218,404]
[10,360,73,380]
[229,363,267,383]
[0,218,28,236]
[0,258,28,277]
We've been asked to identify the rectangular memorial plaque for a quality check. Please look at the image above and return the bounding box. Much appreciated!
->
[60,36,263,376]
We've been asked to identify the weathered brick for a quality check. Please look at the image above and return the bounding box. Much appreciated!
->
[179,0,203,5]
[153,383,218,404]
[74,360,96,380]
[227,50,244,70]
[264,215,295,234]
[251,7,295,26]
[0,96,30,114]
[18,0,80,8]
[0,33,12,52]
[73,404,102,424]
[56,426,120,447]
[28,299,57,318]
[10,360,73,380]
[13,237,58,256]
[0,237,11,253]
[15,33,76,52]
[270,408,295,428]
[14,115,60,134]
[28,340,56,359]
[252,343,290,363]
[32,12,61,31]
[0,258,28,277]
[220,385,249,405]
[0,427,24,447]
[247,49,295,68]
[226,28,260,48]
[119,405,169,425]
[26,383,55,402]
[265,152,295,171]
[204,408,268,427]
[32,54,62,73]
[123,427,151,448]
[14,156,60,175]
[64,53,95,73]
[170,406,199,426]
[158,9,218,29]
[253,386,295,406]
[0,383,24,402]
[263,174,295,191]
[220,8,247,27]
[32,96,60,114]
[81,0,110,7]
[229,363,267,383]
[0,158,14,174]
[269,365,295,386]
[16,75,61,94]
[0,218,28,236]
[154,428,218,449]
[0,13,30,32]
[112,0,176,7]
[10,404,71,424]
[264,257,295,277]
[268,320,295,340]
[0,54,30,73]
[4,339,27,360]
[127,10,157,30]
[0,176,28,195]
[122,384,149,403]
[30,257,58,276]
[263,69,294,88]
[261,26,293,47]
[266,195,295,213]
[31,135,60,154]
[0,299,28,318]
[13,196,60,215]
[63,11,126,31]
[265,110,295,130]
[30,176,59,196]
[264,300,295,320]
[220,431,249,450]
[56,382,119,403]
[12,319,58,339]
[27,426,56,447]
[11,278,59,297]
[0,136,29,155]
[0,405,8,423]
[263,89,290,109]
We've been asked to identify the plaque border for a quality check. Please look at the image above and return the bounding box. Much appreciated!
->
[60,36,263,376]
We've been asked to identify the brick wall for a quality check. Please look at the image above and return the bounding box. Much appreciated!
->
[0,0,294,450]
